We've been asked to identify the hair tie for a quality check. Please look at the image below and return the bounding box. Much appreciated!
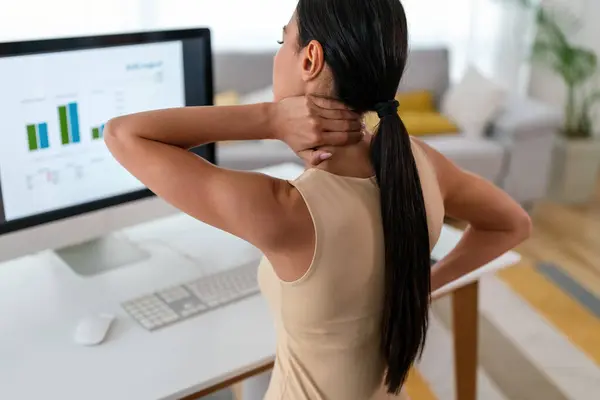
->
[374,99,399,118]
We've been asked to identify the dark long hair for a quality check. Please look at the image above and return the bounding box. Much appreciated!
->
[296,0,431,394]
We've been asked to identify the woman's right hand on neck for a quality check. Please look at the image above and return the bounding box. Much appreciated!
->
[270,95,364,165]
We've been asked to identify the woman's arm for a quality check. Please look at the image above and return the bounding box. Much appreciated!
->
[110,102,276,148]
[108,97,362,157]
[104,98,361,250]
[412,139,532,297]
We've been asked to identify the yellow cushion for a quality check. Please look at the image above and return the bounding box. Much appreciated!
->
[395,90,435,112]
[363,90,436,132]
[399,111,459,136]
[214,91,240,106]
[363,111,458,137]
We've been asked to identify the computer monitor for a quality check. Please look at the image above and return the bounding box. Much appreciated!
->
[0,29,216,274]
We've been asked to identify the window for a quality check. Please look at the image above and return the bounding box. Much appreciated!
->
[0,0,143,42]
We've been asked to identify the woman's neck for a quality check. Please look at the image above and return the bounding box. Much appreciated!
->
[301,86,374,178]
[307,136,375,179]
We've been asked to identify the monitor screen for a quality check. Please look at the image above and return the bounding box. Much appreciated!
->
[0,29,215,235]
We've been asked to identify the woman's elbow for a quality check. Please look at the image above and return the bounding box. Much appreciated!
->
[512,208,533,244]
[103,117,132,150]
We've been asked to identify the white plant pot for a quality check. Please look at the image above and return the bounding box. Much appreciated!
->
[548,137,600,204]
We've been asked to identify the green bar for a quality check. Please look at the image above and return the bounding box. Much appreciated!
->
[58,105,70,144]
[27,124,38,151]
[92,127,100,140]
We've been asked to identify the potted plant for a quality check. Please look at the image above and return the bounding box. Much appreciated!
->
[502,0,600,203]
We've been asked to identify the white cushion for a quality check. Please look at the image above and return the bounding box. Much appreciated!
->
[240,86,274,104]
[441,66,507,139]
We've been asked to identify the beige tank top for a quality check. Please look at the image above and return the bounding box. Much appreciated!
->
[257,141,445,400]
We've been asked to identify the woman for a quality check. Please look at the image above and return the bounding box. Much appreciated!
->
[105,0,531,398]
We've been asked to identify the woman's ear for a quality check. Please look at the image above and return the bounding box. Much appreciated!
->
[301,40,325,82]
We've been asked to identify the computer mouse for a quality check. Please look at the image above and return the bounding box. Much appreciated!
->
[74,313,115,346]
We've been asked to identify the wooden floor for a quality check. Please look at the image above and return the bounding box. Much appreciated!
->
[519,181,600,296]
[448,180,600,295]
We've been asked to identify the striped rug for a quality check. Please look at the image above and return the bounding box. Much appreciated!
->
[404,260,600,400]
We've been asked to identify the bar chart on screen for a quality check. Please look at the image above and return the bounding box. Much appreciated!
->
[26,123,50,151]
[57,101,81,145]
[22,97,54,152]
[91,124,106,140]
[88,88,120,141]
[0,41,185,221]
[10,92,144,220]
[21,95,112,151]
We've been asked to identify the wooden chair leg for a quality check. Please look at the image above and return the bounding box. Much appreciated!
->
[452,281,479,400]
[232,382,244,400]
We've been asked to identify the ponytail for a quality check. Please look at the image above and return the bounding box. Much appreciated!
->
[369,102,431,394]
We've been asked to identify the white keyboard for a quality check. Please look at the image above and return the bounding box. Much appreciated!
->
[121,261,260,331]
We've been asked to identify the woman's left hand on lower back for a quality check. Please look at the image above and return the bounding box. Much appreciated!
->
[270,95,364,165]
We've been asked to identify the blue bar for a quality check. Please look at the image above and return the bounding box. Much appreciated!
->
[100,124,105,137]
[68,102,80,143]
[37,123,49,149]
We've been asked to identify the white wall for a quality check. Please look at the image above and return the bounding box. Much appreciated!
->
[528,0,600,133]
[0,0,144,41]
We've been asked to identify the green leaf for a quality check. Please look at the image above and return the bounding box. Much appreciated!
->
[530,39,597,86]
[496,0,599,137]
[537,8,569,46]
[566,48,597,84]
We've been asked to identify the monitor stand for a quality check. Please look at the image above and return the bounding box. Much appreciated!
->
[56,234,150,277]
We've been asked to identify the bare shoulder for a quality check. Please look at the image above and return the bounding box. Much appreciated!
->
[205,168,315,266]
[106,129,309,253]
[409,136,460,198]
[201,168,313,253]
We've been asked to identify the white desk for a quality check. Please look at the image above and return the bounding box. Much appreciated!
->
[0,163,520,400]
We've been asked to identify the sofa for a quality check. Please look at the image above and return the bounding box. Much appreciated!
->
[212,48,561,206]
